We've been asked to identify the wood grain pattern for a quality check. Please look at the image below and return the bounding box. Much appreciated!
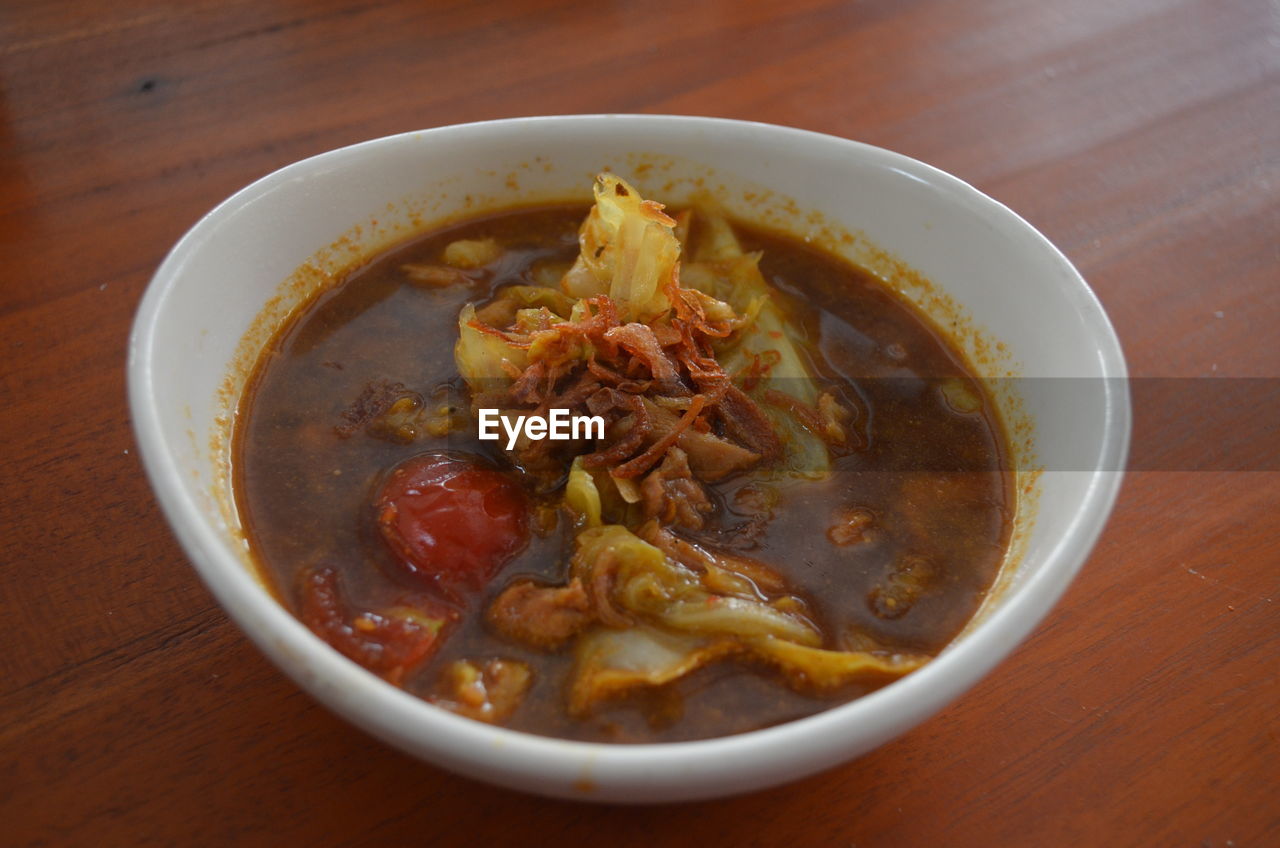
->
[2,0,1276,844]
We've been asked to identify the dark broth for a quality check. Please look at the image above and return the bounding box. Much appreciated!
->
[236,203,1012,742]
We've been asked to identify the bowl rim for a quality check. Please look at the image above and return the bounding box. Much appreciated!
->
[128,113,1130,793]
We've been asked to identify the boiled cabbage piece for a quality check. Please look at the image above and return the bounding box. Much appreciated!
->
[747,637,930,690]
[681,202,833,478]
[569,625,737,716]
[561,174,680,322]
[454,302,528,392]
[554,525,930,714]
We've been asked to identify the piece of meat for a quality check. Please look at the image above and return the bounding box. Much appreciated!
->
[817,391,854,445]
[366,395,425,443]
[643,400,759,481]
[485,578,594,650]
[639,447,713,531]
[867,554,936,619]
[725,483,779,546]
[612,395,708,479]
[828,507,875,546]
[431,658,532,723]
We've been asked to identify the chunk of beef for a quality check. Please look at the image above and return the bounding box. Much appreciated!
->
[828,507,875,546]
[485,577,594,650]
[643,400,759,481]
[639,447,713,531]
[431,658,531,723]
[867,554,936,619]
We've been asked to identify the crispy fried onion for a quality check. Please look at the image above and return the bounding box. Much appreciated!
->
[457,266,773,487]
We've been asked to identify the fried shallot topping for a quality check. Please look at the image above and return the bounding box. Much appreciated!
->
[457,269,783,498]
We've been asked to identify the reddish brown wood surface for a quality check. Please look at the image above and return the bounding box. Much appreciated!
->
[2,1,1276,845]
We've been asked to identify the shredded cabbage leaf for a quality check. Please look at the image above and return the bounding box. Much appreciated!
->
[569,626,736,716]
[454,303,528,392]
[749,637,931,690]
[685,202,830,477]
[559,525,928,712]
[562,174,680,322]
[570,525,818,644]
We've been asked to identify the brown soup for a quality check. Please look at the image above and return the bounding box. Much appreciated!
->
[236,183,1011,743]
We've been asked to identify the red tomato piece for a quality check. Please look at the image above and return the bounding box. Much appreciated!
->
[299,566,451,685]
[374,452,529,594]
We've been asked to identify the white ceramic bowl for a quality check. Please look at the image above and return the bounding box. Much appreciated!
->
[128,115,1128,802]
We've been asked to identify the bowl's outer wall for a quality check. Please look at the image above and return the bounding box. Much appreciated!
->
[129,115,1129,802]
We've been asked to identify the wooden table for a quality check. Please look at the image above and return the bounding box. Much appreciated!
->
[3,1,1276,844]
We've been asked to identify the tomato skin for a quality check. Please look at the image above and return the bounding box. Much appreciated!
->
[299,566,450,684]
[374,452,529,594]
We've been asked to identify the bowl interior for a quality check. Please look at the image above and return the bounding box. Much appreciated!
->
[129,116,1128,802]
